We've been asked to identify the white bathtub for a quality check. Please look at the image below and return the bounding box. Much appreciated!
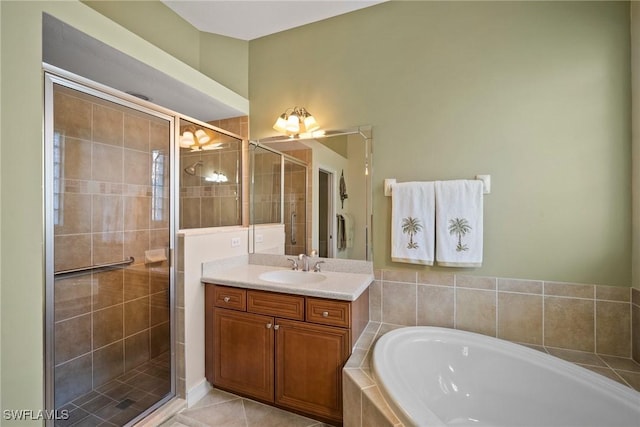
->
[372,327,640,427]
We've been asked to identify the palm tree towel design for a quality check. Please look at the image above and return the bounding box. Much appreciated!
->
[448,218,471,252]
[402,217,423,249]
[435,180,483,267]
[391,181,435,265]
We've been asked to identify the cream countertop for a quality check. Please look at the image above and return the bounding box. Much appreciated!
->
[201,263,373,302]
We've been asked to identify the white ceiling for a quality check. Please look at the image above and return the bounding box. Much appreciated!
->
[162,0,386,40]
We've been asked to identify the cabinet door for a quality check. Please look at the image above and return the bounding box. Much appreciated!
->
[275,319,350,422]
[213,308,274,402]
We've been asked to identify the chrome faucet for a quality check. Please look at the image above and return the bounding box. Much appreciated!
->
[298,250,319,272]
[298,253,310,272]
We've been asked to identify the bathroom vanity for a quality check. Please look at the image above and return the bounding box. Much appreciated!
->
[202,264,371,425]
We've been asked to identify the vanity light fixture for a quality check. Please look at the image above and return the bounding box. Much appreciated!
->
[273,106,321,138]
[180,127,225,151]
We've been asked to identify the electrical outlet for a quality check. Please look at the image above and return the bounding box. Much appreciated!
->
[231,237,241,247]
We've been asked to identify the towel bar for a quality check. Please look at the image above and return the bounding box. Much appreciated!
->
[384,175,491,196]
[54,257,135,278]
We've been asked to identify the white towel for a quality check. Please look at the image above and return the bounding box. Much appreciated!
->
[435,180,483,267]
[391,182,435,265]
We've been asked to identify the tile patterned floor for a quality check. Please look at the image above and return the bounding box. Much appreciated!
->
[161,388,334,427]
[55,352,172,427]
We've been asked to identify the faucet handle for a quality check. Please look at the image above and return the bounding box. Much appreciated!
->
[287,258,299,270]
[309,249,318,257]
[313,260,325,272]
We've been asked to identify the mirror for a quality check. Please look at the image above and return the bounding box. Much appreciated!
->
[249,126,372,261]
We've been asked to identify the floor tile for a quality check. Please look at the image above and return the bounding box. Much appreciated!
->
[243,399,318,427]
[177,398,246,427]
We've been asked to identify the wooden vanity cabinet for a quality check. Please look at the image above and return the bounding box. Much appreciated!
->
[204,283,369,426]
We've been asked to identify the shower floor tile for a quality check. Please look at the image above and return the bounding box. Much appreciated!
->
[56,351,171,427]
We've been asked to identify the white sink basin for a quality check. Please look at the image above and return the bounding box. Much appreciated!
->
[259,270,327,285]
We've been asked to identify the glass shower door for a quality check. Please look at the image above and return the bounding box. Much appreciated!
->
[46,76,174,426]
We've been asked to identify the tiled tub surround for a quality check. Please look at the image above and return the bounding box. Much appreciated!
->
[343,322,640,427]
[370,270,634,357]
[53,86,171,409]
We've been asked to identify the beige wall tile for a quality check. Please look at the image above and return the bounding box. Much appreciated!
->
[55,276,92,321]
[124,149,150,186]
[92,143,123,183]
[632,288,640,306]
[55,234,91,272]
[93,231,124,265]
[418,271,454,287]
[342,370,363,427]
[456,289,496,336]
[544,281,594,298]
[124,196,151,231]
[362,386,401,427]
[498,278,542,294]
[93,304,124,348]
[124,230,150,263]
[124,268,149,301]
[55,314,91,365]
[55,193,92,235]
[54,354,92,408]
[124,297,150,337]
[150,322,171,357]
[93,104,123,146]
[93,341,125,387]
[417,284,454,328]
[62,137,92,181]
[149,120,170,151]
[382,281,416,325]
[369,280,382,322]
[125,331,150,372]
[544,297,594,352]
[93,270,124,310]
[498,293,542,345]
[457,275,496,290]
[596,301,631,357]
[596,285,630,302]
[54,91,92,140]
[150,291,169,326]
[124,114,150,152]
[92,195,123,233]
[382,269,417,283]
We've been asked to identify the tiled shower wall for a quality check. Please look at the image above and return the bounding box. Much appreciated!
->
[282,149,311,256]
[371,269,634,357]
[53,87,170,407]
[180,117,249,229]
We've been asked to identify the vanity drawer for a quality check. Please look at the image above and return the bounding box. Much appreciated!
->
[247,290,305,320]
[214,285,246,311]
[306,298,351,328]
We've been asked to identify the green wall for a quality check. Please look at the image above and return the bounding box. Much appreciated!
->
[632,2,640,290]
[0,1,248,422]
[249,1,632,286]
[83,0,249,98]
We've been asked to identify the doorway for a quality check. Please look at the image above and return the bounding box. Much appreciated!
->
[44,73,175,426]
[318,169,334,258]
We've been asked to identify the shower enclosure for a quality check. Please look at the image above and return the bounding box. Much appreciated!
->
[250,143,308,256]
[44,73,175,426]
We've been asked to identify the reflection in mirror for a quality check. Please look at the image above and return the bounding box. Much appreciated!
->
[250,126,372,261]
[179,118,243,229]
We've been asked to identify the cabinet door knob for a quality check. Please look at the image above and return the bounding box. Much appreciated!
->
[273,325,280,330]
[322,311,329,318]
[266,323,272,329]
[223,296,230,303]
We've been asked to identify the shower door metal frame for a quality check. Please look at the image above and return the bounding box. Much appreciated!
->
[43,66,179,426]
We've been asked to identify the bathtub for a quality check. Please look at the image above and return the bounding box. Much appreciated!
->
[372,327,640,427]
